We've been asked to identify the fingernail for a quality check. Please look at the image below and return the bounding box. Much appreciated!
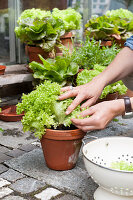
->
[66,111,70,115]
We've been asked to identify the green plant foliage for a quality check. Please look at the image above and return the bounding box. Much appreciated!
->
[17,81,81,139]
[29,54,79,86]
[15,8,65,52]
[52,8,82,32]
[111,161,133,171]
[71,37,120,69]
[0,128,3,132]
[15,8,82,52]
[106,8,133,21]
[76,65,127,99]
[85,9,133,41]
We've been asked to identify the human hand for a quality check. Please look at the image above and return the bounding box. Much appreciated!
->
[58,77,105,115]
[71,99,125,132]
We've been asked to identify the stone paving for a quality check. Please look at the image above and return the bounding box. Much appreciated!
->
[0,117,133,200]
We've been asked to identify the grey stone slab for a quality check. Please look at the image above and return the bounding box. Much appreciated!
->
[0,169,25,182]
[5,149,25,158]
[0,121,37,149]
[5,149,97,200]
[0,146,10,153]
[3,195,27,200]
[0,74,33,86]
[10,177,46,194]
[0,153,12,163]
[0,164,8,174]
[5,64,28,74]
[85,116,133,139]
[57,194,81,200]
[18,144,37,152]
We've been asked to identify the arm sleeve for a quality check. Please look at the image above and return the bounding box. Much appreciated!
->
[124,36,133,50]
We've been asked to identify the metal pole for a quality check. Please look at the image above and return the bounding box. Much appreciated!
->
[8,0,16,63]
[83,0,92,39]
[14,0,22,64]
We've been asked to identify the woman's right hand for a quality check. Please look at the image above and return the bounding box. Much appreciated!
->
[58,77,105,115]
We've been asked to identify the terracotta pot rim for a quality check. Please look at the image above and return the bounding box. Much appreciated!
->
[60,32,74,39]
[41,128,85,141]
[0,65,6,70]
[0,105,24,121]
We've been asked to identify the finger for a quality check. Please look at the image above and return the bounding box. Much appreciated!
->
[58,89,77,100]
[79,107,95,118]
[61,86,75,92]
[81,97,97,108]
[71,117,94,126]
[66,94,86,115]
[72,124,96,132]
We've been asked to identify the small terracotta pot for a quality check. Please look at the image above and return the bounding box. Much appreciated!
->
[0,65,6,75]
[55,32,74,55]
[118,89,133,99]
[100,41,113,47]
[40,128,85,171]
[0,105,24,122]
[25,45,54,64]
[97,92,119,103]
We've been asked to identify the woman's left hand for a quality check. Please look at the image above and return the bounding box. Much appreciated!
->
[71,99,125,132]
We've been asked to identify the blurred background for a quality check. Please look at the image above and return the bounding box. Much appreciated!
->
[0,0,133,65]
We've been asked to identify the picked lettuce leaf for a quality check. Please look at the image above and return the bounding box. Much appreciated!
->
[111,161,133,171]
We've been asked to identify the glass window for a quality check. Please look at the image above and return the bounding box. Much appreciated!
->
[100,0,105,2]
[93,4,97,9]
[0,0,91,65]
[99,4,105,9]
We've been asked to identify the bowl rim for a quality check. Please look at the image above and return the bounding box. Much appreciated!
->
[82,136,133,174]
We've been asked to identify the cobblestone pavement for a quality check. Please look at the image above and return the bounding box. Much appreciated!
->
[0,117,133,200]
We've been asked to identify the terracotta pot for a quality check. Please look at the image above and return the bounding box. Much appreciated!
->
[114,39,125,48]
[55,32,74,55]
[25,45,54,64]
[97,92,119,103]
[0,105,24,122]
[118,89,133,99]
[0,65,6,75]
[40,128,85,171]
[100,41,113,47]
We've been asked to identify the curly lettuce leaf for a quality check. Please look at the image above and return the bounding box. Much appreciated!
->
[52,8,82,32]
[106,8,133,21]
[17,81,81,139]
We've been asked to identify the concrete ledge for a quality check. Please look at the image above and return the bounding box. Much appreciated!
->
[0,64,33,98]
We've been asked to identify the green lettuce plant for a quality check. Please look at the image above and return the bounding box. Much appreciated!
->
[15,8,65,52]
[85,8,133,41]
[29,54,79,86]
[15,8,82,52]
[76,65,127,99]
[17,81,81,139]
[52,8,82,32]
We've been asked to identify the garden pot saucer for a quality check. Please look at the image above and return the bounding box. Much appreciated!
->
[0,65,6,75]
[0,105,24,122]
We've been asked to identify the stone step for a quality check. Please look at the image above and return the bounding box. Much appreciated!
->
[0,65,33,99]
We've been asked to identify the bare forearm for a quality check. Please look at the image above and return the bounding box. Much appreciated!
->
[95,47,133,87]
